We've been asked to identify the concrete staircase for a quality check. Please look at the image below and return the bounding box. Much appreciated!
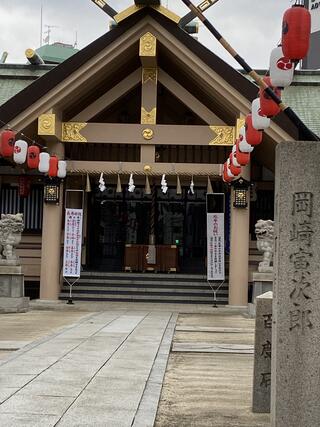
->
[59,272,229,304]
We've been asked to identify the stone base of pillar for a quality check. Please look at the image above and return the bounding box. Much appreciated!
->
[252,272,273,302]
[0,266,30,313]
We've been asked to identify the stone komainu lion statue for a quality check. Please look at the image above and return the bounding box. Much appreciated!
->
[255,219,274,273]
[0,213,24,263]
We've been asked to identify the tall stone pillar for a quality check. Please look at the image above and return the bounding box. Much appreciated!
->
[39,139,64,300]
[228,166,250,306]
[271,141,320,426]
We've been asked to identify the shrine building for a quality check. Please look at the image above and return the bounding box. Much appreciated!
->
[0,3,318,305]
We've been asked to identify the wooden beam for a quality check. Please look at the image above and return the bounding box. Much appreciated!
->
[71,68,141,122]
[68,160,221,176]
[61,122,235,146]
[158,69,224,125]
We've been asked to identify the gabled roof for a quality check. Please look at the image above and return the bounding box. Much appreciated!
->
[0,7,298,139]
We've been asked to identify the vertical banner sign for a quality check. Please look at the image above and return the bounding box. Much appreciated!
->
[63,208,83,278]
[207,194,225,281]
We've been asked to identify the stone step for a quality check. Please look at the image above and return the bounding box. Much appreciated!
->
[69,279,229,289]
[60,286,228,296]
[59,293,226,304]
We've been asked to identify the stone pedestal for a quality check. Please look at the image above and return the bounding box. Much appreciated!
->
[0,266,29,313]
[252,291,272,413]
[271,141,320,427]
[252,272,273,301]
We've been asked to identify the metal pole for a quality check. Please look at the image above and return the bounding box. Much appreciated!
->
[180,0,319,142]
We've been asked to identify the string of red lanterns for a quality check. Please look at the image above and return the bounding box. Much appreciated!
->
[222,3,311,184]
[0,125,67,179]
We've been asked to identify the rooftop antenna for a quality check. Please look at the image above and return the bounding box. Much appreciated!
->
[43,24,59,45]
[40,4,43,47]
[74,31,78,49]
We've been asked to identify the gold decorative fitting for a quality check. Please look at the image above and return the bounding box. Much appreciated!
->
[139,32,157,57]
[142,68,158,84]
[141,107,156,125]
[236,118,246,139]
[114,5,143,23]
[62,122,87,143]
[38,114,56,136]
[143,165,152,173]
[142,128,154,140]
[151,5,180,23]
[209,126,235,146]
[199,0,216,12]
[94,0,106,7]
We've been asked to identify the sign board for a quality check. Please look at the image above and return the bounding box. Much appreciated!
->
[309,0,320,33]
[206,194,225,281]
[63,208,83,278]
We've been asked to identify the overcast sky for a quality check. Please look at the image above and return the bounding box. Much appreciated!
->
[0,0,292,69]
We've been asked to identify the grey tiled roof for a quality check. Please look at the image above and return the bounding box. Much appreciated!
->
[0,64,54,106]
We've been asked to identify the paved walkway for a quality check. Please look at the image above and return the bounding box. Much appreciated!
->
[0,309,176,426]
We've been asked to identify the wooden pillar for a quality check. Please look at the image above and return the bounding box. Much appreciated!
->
[39,112,65,300]
[228,118,250,306]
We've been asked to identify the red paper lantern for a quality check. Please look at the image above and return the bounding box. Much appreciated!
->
[18,176,31,198]
[245,114,263,146]
[222,162,232,183]
[282,5,311,61]
[27,145,40,169]
[235,139,250,166]
[48,155,58,177]
[229,153,241,176]
[259,77,281,118]
[0,130,16,157]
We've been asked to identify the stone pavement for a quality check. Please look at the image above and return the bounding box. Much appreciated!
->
[0,309,176,426]
[0,303,269,427]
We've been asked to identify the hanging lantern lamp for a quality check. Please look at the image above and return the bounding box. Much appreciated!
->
[13,139,28,164]
[48,155,59,178]
[245,114,263,146]
[0,129,16,157]
[239,126,254,153]
[235,139,251,166]
[251,98,270,130]
[259,76,281,118]
[27,145,40,169]
[269,46,294,88]
[38,152,50,173]
[57,160,67,179]
[229,153,241,176]
[282,5,311,61]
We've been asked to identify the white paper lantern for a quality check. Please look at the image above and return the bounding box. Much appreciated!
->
[239,126,254,153]
[251,98,271,131]
[269,46,294,89]
[57,160,67,179]
[231,145,241,168]
[13,139,28,164]
[38,152,50,173]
